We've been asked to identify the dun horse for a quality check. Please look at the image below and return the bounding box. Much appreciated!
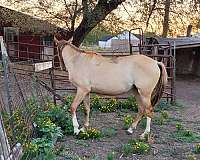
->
[54,37,168,138]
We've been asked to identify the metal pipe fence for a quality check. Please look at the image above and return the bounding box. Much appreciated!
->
[0,38,176,159]
[2,41,176,103]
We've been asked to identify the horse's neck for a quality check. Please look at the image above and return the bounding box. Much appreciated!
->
[62,45,79,69]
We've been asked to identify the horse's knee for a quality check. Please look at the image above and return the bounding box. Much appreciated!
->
[138,106,145,114]
[145,106,153,118]
[70,107,76,114]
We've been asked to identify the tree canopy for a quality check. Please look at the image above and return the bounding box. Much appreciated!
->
[1,0,200,46]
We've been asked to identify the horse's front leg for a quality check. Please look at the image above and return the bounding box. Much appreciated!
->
[80,93,90,132]
[70,88,89,135]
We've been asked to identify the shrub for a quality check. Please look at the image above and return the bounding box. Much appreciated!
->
[101,127,117,138]
[122,139,150,155]
[2,98,41,145]
[123,114,133,129]
[34,116,63,142]
[2,97,74,160]
[91,95,102,110]
[173,124,200,143]
[77,128,101,140]
[107,152,115,160]
[91,96,138,113]
[182,130,193,137]
[195,143,200,153]
[2,108,34,147]
[24,138,55,160]
[23,109,63,159]
[100,98,118,112]
[187,155,197,160]
[154,111,169,125]
[64,95,74,108]
[161,111,169,119]
[45,103,73,135]
[176,123,184,131]
[118,97,138,112]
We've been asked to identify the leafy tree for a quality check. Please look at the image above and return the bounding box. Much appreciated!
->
[83,24,111,45]
[4,0,126,46]
[126,0,200,37]
[162,0,170,37]
[2,0,200,41]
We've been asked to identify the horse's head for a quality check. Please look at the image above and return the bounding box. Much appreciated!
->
[54,36,72,71]
[54,36,73,45]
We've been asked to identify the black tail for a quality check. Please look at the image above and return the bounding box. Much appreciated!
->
[151,62,168,106]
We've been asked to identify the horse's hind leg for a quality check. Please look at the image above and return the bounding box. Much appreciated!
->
[70,87,89,135]
[80,93,90,132]
[135,93,153,139]
[140,98,153,139]
[127,91,145,134]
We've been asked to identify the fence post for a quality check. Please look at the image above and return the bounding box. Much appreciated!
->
[172,41,176,104]
[0,112,11,160]
[0,37,12,114]
[49,67,56,104]
[0,37,17,143]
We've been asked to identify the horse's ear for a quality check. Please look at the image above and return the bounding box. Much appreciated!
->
[54,36,59,44]
[67,37,73,43]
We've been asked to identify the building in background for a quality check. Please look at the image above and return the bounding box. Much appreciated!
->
[98,31,140,52]
[0,6,60,61]
[147,36,200,77]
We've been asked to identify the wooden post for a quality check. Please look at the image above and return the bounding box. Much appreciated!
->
[0,36,23,160]
[0,113,11,160]
[163,47,169,66]
[186,25,192,37]
[49,67,56,105]
[153,45,158,60]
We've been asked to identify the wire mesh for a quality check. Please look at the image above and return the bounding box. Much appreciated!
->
[0,61,54,160]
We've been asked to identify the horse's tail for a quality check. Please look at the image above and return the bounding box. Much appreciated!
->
[151,62,168,106]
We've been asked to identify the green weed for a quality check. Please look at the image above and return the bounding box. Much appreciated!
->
[173,124,200,143]
[107,152,115,160]
[100,98,118,112]
[101,127,117,138]
[195,143,200,153]
[77,128,101,140]
[123,114,133,129]
[122,139,150,155]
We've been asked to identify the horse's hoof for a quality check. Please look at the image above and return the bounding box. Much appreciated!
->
[140,134,145,140]
[80,127,86,132]
[140,132,149,140]
[74,128,80,135]
[126,128,133,135]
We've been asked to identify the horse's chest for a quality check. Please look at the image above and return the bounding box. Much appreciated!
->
[68,70,90,87]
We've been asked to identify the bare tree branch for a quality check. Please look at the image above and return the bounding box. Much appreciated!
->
[145,0,157,30]
[63,0,73,18]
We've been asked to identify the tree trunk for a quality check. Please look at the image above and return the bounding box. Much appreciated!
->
[162,0,170,38]
[186,24,192,37]
[72,0,125,47]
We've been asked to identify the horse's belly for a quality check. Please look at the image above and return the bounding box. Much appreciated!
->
[91,80,133,95]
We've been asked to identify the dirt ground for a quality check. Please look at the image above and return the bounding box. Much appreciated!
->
[57,75,200,160]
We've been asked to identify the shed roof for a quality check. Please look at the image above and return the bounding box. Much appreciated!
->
[153,36,200,49]
[0,6,60,34]
[99,35,114,41]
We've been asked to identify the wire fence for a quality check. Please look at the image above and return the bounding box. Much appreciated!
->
[0,37,55,160]
[0,63,55,160]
